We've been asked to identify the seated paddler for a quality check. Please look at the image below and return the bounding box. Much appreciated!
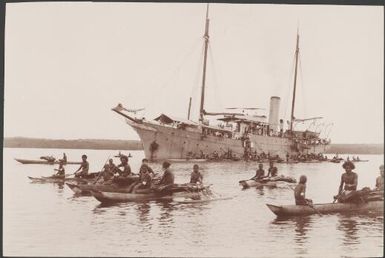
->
[190,164,203,184]
[252,163,265,180]
[154,161,175,191]
[335,161,359,203]
[132,166,152,193]
[139,158,155,178]
[74,154,89,178]
[115,155,132,178]
[53,160,65,178]
[294,175,313,205]
[267,161,278,178]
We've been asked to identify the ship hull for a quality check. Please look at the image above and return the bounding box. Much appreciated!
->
[127,120,329,161]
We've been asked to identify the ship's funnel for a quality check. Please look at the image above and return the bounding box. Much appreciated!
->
[268,96,281,132]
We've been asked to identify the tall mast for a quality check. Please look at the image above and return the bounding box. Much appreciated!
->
[199,4,210,123]
[290,30,300,132]
[187,97,192,120]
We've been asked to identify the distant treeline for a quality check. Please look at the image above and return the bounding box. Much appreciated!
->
[3,137,383,154]
[325,144,384,155]
[4,137,143,150]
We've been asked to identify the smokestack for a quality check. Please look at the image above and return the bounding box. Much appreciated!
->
[268,96,281,132]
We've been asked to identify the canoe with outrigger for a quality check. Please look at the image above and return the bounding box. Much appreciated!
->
[90,183,210,203]
[28,172,100,184]
[66,175,140,194]
[16,158,82,165]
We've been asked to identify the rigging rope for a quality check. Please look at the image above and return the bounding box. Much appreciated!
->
[298,53,307,119]
[283,50,296,122]
[208,43,224,112]
[146,37,202,111]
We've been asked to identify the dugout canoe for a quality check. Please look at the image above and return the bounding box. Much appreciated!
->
[266,200,384,217]
[28,176,89,184]
[16,158,82,165]
[28,172,99,184]
[66,175,140,194]
[90,184,209,203]
[239,179,277,188]
[239,175,296,188]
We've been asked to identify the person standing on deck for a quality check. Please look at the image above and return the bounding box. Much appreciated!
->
[294,175,312,205]
[74,155,89,178]
[267,161,278,177]
[53,160,65,178]
[190,164,203,184]
[336,161,358,203]
[252,163,265,180]
[375,165,384,191]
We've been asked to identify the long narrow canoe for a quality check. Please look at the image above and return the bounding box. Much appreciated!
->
[266,201,384,217]
[173,196,233,204]
[28,176,89,184]
[352,160,369,162]
[239,175,296,188]
[16,158,82,165]
[91,190,204,203]
[28,172,99,184]
[168,158,207,162]
[239,180,277,188]
[91,184,209,203]
[66,177,139,194]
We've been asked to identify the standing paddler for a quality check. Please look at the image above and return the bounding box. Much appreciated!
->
[74,154,89,178]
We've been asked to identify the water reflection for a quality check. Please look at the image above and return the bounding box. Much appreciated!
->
[273,216,313,246]
[337,214,359,245]
[135,202,151,224]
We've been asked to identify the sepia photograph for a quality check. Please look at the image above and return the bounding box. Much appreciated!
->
[2,1,384,257]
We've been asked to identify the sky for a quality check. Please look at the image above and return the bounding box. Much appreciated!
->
[4,3,384,144]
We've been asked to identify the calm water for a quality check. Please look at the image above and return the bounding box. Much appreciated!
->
[3,148,384,257]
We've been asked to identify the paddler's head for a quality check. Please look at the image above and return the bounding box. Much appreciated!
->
[162,161,171,170]
[269,160,274,167]
[108,159,114,165]
[121,156,128,164]
[81,154,87,161]
[193,164,199,172]
[380,165,384,176]
[142,158,148,165]
[299,175,307,184]
[342,161,355,172]
[258,163,263,169]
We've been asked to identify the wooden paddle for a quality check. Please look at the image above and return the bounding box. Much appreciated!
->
[93,156,111,184]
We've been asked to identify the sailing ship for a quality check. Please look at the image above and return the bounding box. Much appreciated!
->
[112,5,330,161]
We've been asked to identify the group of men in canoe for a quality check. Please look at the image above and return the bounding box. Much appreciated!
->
[251,161,278,180]
[52,153,205,193]
[294,161,384,206]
